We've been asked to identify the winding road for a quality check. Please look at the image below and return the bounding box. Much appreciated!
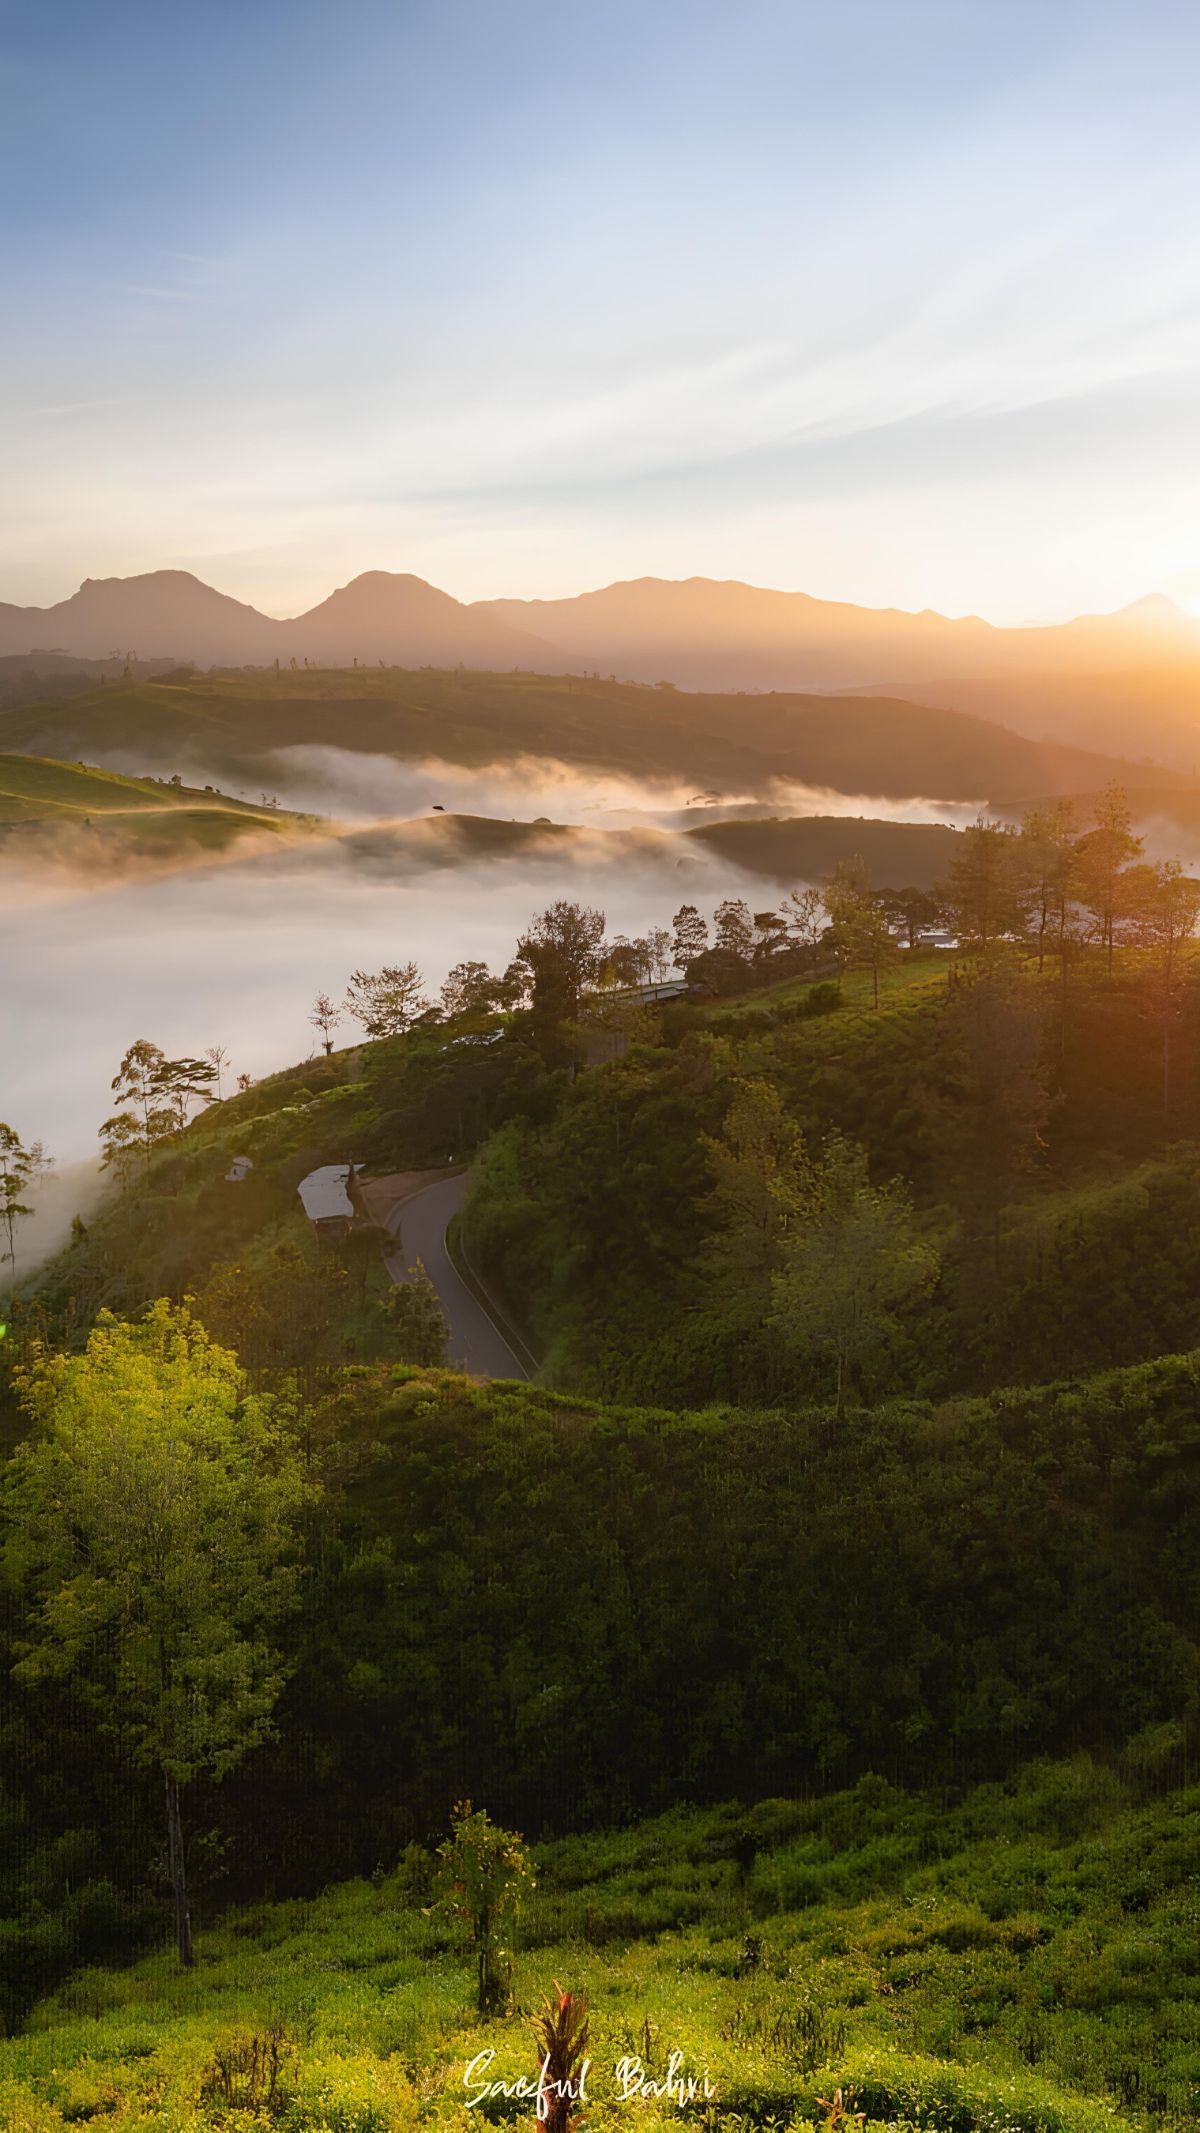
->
[383,1170,530,1380]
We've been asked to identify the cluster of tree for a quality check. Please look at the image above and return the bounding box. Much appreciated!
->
[0,1123,53,1277]
[291,787,1200,1113]
[670,788,1200,1014]
[464,910,1200,1412]
[98,1040,244,1175]
[937,791,1200,964]
[309,905,617,1069]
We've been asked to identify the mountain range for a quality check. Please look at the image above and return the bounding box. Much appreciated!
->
[6,568,1200,766]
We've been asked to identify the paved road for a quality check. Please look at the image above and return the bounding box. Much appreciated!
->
[384,1171,529,1379]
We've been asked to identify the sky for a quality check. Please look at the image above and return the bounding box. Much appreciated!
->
[5,0,1200,624]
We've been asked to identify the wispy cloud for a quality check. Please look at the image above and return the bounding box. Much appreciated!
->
[116,283,214,303]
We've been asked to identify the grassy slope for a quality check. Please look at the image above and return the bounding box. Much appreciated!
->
[685,815,959,886]
[0,668,1182,804]
[9,976,1200,2130]
[14,961,951,1330]
[0,751,314,860]
[1,1759,1191,2131]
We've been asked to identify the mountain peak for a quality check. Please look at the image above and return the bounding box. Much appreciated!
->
[1115,592,1185,619]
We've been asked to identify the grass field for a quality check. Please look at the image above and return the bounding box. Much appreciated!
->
[1,1757,1191,2132]
[0,753,316,863]
[701,949,953,1041]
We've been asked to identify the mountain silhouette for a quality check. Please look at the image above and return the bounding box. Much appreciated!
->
[0,569,557,670]
[5,569,1200,764]
[476,576,1200,691]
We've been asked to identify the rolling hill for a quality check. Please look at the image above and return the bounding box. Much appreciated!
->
[0,753,968,892]
[0,753,310,866]
[0,666,1182,811]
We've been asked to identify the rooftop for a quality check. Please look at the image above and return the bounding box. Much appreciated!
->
[297,1163,358,1223]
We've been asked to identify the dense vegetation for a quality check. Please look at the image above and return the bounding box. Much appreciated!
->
[3,1756,1198,2132]
[7,798,1200,2130]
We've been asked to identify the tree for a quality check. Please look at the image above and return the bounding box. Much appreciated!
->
[752,909,790,965]
[441,960,500,1019]
[1020,802,1079,973]
[0,1125,51,1277]
[771,1133,939,1415]
[671,904,709,971]
[940,820,1030,952]
[1074,785,1142,973]
[685,945,752,997]
[714,898,753,960]
[784,886,826,952]
[582,973,656,1063]
[936,966,1053,1265]
[343,963,427,1038]
[516,902,606,1014]
[823,859,896,1007]
[515,902,607,1065]
[310,992,342,1055]
[1124,859,1200,1113]
[431,1801,533,2013]
[205,1044,231,1102]
[603,936,648,987]
[705,1077,804,1289]
[4,1303,312,1965]
[152,1055,217,1131]
[98,1110,153,1179]
[193,1243,353,1401]
[698,1076,808,1399]
[875,887,943,952]
[384,1260,449,1365]
[102,1039,174,1175]
[643,926,673,982]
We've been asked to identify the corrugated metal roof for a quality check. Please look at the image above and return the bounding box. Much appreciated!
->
[297,1163,357,1222]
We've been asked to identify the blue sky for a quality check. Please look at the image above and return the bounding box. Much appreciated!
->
[4,0,1200,620]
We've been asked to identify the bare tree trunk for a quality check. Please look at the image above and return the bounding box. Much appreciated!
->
[165,1772,194,1967]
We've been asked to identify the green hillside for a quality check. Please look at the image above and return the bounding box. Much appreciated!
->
[685,813,958,886]
[0,665,1182,805]
[7,849,1200,2132]
[0,747,968,889]
[0,751,314,860]
[2,1756,1192,2132]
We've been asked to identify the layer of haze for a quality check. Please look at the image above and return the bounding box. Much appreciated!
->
[2,822,740,1168]
[5,3,1200,622]
[81,745,983,831]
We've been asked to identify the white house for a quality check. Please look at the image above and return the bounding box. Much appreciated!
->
[224,1155,254,1183]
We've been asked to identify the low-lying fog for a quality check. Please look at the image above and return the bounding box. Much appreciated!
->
[4,824,734,1174]
[3,746,984,1254]
[89,742,987,832]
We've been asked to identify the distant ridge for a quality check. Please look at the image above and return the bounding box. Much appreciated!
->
[4,568,1200,763]
[0,569,557,671]
[476,576,1200,691]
